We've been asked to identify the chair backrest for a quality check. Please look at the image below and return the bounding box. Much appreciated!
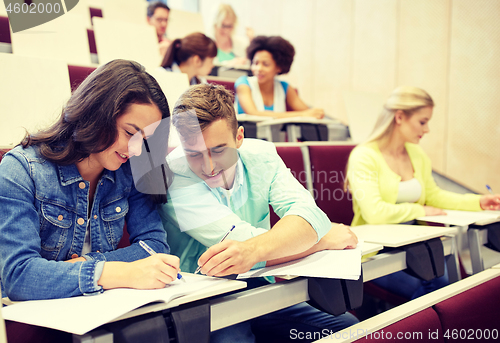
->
[308,144,356,225]
[206,77,235,94]
[93,17,161,70]
[68,65,97,92]
[167,9,205,40]
[433,273,500,333]
[269,145,310,226]
[146,69,190,148]
[0,149,10,163]
[355,307,444,343]
[0,54,71,148]
[0,16,10,44]
[275,145,308,189]
[11,12,92,66]
[87,29,98,54]
[89,7,103,26]
[0,306,7,343]
[100,0,147,25]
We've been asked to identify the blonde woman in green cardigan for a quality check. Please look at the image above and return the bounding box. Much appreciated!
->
[346,86,500,299]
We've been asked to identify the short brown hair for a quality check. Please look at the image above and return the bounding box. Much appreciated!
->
[246,36,295,74]
[172,84,237,139]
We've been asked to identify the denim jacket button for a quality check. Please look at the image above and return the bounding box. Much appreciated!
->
[77,218,85,225]
[115,207,121,213]
[79,182,86,189]
[57,215,63,221]
[93,215,97,219]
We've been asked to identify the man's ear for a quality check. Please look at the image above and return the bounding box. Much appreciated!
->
[235,126,244,148]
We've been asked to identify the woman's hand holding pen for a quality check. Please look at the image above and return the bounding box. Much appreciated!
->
[98,254,180,290]
[480,194,500,211]
[197,240,258,277]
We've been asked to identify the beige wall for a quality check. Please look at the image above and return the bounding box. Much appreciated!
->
[201,0,500,193]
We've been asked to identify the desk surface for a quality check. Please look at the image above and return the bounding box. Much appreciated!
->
[3,274,246,336]
[351,224,457,247]
[256,116,342,126]
[361,242,384,255]
[68,236,455,341]
[111,274,246,324]
[417,210,500,226]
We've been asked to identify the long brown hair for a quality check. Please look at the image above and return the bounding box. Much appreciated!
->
[161,32,217,70]
[22,59,172,203]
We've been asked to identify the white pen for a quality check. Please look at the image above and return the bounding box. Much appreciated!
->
[195,225,236,275]
[139,240,185,282]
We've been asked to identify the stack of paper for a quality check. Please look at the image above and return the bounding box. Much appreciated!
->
[2,274,227,335]
[237,242,363,280]
[417,210,500,227]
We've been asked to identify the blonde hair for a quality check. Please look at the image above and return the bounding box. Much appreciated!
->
[214,4,237,29]
[366,86,434,143]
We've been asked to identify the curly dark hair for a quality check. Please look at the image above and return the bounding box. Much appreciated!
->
[246,36,295,75]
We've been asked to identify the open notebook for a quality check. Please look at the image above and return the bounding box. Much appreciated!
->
[237,242,363,280]
[1,274,243,335]
[417,210,500,227]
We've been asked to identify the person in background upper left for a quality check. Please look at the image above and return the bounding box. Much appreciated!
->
[147,1,171,58]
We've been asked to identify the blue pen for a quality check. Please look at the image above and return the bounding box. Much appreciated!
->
[138,240,185,283]
[194,225,236,275]
[486,185,494,194]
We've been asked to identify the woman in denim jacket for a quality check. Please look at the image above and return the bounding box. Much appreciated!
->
[0,60,180,301]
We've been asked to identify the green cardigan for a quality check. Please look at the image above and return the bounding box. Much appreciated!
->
[347,141,481,226]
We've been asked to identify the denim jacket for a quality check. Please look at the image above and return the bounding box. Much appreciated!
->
[0,146,169,300]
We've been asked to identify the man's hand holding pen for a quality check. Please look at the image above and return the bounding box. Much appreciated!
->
[197,239,259,277]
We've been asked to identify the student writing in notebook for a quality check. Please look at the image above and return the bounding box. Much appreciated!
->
[346,86,500,299]
[158,84,358,342]
[160,32,217,85]
[0,60,180,302]
[235,35,325,118]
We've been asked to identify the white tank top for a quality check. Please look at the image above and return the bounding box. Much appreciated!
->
[396,178,422,204]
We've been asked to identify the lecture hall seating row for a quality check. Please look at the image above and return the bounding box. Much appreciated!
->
[326,267,500,343]
[0,7,102,53]
[272,142,356,226]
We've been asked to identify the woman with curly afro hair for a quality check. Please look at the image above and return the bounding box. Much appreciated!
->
[235,35,324,119]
